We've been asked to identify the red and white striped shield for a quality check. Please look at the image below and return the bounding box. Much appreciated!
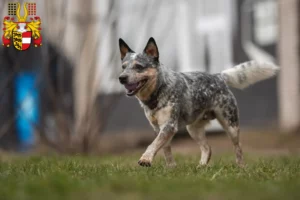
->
[13,31,32,51]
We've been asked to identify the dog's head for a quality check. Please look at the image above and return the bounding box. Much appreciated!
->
[118,37,160,100]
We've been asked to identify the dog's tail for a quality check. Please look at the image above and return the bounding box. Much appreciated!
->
[221,61,279,89]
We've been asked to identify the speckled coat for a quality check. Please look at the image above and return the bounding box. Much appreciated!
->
[118,37,279,167]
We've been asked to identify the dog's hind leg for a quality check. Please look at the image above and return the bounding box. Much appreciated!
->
[215,104,244,166]
[186,120,211,166]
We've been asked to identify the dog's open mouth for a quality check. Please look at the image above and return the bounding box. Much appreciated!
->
[124,79,148,96]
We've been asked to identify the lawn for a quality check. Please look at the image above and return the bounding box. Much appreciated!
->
[0,153,300,200]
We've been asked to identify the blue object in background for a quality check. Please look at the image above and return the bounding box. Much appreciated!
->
[14,71,39,151]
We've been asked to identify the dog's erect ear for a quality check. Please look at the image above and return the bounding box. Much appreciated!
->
[143,37,159,61]
[119,38,134,60]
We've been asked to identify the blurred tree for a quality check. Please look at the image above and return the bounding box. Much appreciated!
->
[278,0,300,133]
[42,0,102,153]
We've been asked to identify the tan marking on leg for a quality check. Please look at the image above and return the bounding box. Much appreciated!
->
[145,103,173,128]
[228,126,243,166]
[216,113,244,166]
[138,125,176,167]
[145,111,158,127]
[156,104,173,127]
[163,145,176,167]
[151,126,176,168]
[186,120,211,166]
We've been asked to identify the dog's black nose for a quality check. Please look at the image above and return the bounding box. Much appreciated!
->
[119,75,128,84]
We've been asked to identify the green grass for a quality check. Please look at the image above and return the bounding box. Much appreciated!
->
[0,154,300,200]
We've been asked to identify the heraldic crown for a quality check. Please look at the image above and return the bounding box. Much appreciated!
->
[2,2,42,51]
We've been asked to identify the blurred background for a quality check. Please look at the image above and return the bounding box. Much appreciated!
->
[0,0,299,154]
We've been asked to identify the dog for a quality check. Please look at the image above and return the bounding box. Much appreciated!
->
[118,37,279,167]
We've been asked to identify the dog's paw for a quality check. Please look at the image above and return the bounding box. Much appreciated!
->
[138,158,152,167]
[166,162,177,168]
[237,161,246,168]
[196,164,208,169]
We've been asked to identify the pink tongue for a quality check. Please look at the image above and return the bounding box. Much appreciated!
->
[125,83,138,90]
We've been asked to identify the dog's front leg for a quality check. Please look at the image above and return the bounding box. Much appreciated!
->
[152,130,176,167]
[163,145,177,167]
[138,123,177,167]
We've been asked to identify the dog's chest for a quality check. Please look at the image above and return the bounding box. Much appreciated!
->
[144,104,173,129]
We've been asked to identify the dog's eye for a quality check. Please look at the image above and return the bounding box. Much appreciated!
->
[135,64,144,70]
[122,65,126,69]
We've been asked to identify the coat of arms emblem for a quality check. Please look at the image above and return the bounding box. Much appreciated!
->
[2,2,42,51]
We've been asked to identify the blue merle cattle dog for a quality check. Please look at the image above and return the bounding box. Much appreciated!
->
[118,37,279,167]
